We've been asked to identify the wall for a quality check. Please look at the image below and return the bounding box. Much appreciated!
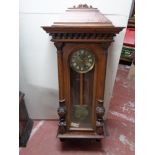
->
[19,0,133,119]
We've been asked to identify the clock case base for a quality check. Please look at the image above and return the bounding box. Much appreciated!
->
[57,121,107,140]
[57,132,104,139]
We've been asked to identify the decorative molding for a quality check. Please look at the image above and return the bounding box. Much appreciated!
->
[96,100,105,135]
[58,121,67,134]
[72,4,94,9]
[96,106,105,118]
[57,106,66,118]
[101,42,113,51]
[50,33,114,41]
[57,99,67,134]
[54,42,64,51]
[96,120,104,135]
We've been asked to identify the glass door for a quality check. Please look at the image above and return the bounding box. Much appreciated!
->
[70,68,94,130]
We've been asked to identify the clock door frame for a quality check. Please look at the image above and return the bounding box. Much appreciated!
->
[62,43,107,134]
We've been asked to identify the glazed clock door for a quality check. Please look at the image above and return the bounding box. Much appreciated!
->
[63,43,107,132]
[70,48,95,130]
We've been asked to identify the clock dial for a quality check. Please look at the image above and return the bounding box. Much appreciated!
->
[70,49,95,73]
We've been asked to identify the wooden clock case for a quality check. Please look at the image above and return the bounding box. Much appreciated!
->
[42,4,123,140]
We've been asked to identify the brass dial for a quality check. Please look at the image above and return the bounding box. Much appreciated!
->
[70,49,95,73]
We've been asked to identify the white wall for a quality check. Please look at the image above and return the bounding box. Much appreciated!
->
[19,0,133,119]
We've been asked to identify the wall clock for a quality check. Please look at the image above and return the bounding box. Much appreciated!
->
[42,4,123,141]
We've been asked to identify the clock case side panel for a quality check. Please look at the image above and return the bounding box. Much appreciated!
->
[62,43,107,136]
[54,43,67,134]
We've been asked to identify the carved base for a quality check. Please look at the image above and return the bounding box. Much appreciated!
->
[57,100,67,134]
[96,100,105,135]
[96,120,104,135]
[58,121,67,134]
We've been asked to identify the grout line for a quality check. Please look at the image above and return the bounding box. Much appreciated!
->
[19,120,45,152]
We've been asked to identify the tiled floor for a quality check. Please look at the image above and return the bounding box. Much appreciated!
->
[20,64,135,155]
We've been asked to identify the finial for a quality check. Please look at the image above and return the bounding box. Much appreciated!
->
[72,4,94,9]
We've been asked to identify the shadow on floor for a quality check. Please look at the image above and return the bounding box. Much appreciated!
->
[60,139,105,153]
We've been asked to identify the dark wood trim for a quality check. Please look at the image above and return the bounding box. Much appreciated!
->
[57,132,104,139]
[19,91,34,147]
[19,119,33,147]
[42,26,124,34]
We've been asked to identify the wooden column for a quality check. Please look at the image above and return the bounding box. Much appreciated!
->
[55,42,64,101]
[80,73,83,106]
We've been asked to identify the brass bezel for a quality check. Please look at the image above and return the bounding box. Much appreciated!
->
[70,48,95,73]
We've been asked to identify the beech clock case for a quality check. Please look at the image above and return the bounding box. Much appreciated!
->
[42,4,123,140]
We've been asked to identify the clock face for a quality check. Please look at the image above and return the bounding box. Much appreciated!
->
[70,49,95,73]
